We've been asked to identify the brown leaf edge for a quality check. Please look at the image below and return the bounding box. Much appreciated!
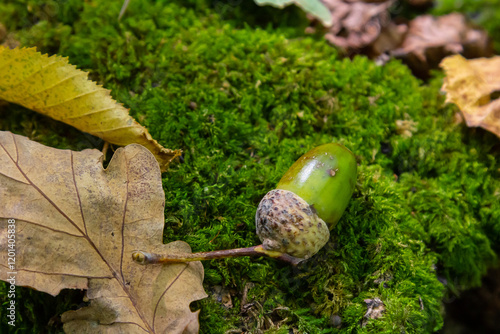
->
[0,131,206,333]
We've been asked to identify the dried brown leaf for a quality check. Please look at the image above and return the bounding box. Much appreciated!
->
[440,55,500,138]
[308,4,492,77]
[0,131,207,333]
[0,46,180,171]
[391,14,491,76]
[314,0,395,50]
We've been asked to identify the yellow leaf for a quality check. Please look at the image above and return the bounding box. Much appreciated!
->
[0,131,206,333]
[0,46,180,171]
[440,54,500,138]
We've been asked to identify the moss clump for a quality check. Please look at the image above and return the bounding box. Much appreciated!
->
[1,1,499,333]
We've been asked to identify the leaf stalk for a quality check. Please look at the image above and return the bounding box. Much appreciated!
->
[132,245,303,266]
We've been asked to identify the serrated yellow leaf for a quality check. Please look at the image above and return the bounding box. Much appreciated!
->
[0,46,180,171]
[440,54,500,139]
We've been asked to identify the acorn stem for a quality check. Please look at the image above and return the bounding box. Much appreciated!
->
[132,245,303,266]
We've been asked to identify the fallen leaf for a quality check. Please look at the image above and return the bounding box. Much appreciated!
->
[307,0,395,51]
[255,0,333,27]
[391,14,491,76]
[304,4,492,77]
[0,46,180,171]
[0,131,207,333]
[440,55,500,139]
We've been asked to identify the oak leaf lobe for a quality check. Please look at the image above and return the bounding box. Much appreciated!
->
[0,131,207,333]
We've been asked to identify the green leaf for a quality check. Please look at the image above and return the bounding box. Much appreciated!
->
[254,0,333,26]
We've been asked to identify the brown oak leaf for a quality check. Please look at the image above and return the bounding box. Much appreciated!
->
[440,55,500,139]
[0,131,207,333]
[306,0,396,51]
[305,4,491,77]
[391,14,491,76]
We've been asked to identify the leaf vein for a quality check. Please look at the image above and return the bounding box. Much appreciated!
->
[37,88,110,109]
[153,264,190,331]
[71,151,88,236]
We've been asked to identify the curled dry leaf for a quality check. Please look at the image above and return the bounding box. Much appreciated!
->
[307,0,395,51]
[0,131,207,333]
[0,46,180,171]
[440,55,500,139]
[391,14,492,76]
[305,3,491,77]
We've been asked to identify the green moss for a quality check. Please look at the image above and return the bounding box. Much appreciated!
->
[0,282,84,334]
[1,0,499,333]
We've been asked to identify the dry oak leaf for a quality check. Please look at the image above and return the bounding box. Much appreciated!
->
[440,55,500,139]
[391,14,491,76]
[309,0,395,50]
[0,46,180,171]
[0,131,207,333]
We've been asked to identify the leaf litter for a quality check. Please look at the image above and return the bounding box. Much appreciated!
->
[0,131,207,333]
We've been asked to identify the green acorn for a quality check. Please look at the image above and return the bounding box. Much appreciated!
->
[256,143,357,259]
[133,143,357,265]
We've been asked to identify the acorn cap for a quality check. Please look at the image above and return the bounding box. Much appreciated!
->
[255,189,330,259]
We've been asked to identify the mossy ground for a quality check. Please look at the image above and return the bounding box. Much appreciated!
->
[1,1,500,333]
